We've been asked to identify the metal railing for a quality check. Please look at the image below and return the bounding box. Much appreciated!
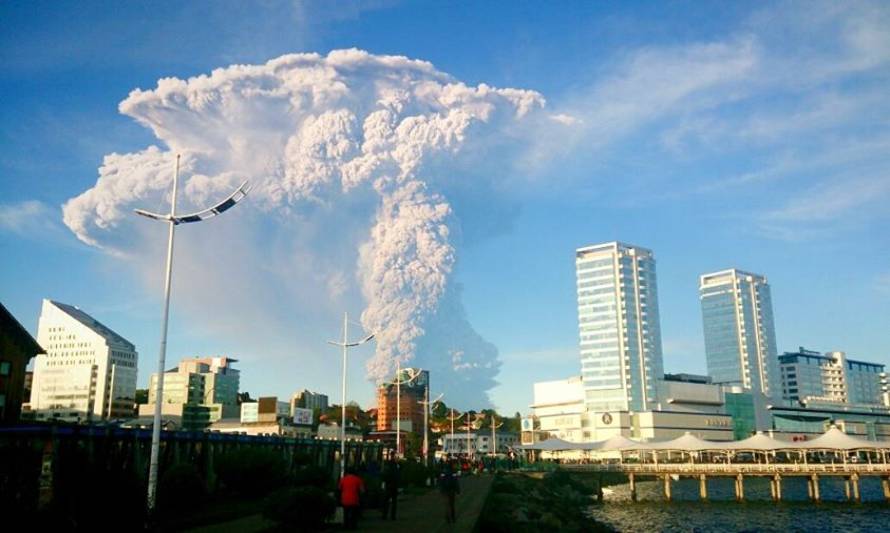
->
[561,462,890,475]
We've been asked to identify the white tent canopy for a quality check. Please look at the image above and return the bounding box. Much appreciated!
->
[796,426,881,450]
[515,426,889,454]
[644,432,716,452]
[518,438,578,451]
[722,432,786,451]
[591,434,652,451]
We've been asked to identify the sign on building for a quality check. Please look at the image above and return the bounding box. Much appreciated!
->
[293,407,313,426]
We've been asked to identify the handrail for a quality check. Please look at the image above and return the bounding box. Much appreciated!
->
[561,463,890,475]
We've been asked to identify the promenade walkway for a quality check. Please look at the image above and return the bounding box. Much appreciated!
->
[187,474,493,532]
[357,474,493,532]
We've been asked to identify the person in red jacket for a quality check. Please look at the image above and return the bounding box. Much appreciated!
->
[338,468,365,530]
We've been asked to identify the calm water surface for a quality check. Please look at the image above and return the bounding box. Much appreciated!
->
[587,476,890,532]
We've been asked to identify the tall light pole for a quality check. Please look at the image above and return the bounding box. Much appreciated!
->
[446,408,461,456]
[418,392,443,463]
[135,154,251,513]
[328,312,374,479]
[490,413,504,458]
[388,363,420,458]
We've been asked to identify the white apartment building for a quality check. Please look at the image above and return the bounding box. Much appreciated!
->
[438,431,519,455]
[576,242,664,413]
[700,269,780,399]
[31,299,138,422]
[778,347,889,407]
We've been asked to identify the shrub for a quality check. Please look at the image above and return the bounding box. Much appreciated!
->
[216,448,288,495]
[292,464,330,489]
[158,463,206,515]
[263,486,336,531]
[400,460,431,487]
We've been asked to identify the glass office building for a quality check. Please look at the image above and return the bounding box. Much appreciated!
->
[700,269,780,399]
[575,242,664,413]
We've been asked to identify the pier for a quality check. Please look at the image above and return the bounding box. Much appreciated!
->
[563,462,890,502]
[520,426,890,503]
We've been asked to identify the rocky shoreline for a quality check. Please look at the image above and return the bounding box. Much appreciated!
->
[477,470,626,532]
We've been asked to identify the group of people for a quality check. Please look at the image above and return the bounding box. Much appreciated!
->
[336,453,463,529]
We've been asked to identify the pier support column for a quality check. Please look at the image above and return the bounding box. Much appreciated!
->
[699,474,707,501]
[851,473,860,502]
[770,477,777,500]
[735,474,744,502]
[774,475,782,501]
[882,477,890,501]
[663,474,672,502]
[629,472,637,501]
[810,474,821,502]
[844,478,851,501]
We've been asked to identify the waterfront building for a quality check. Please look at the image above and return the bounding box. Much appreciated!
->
[531,376,586,441]
[769,403,890,441]
[0,302,44,423]
[290,389,329,414]
[699,269,780,399]
[438,431,519,455]
[30,299,138,422]
[138,356,239,430]
[531,375,746,441]
[778,347,888,407]
[376,367,429,433]
[575,242,664,413]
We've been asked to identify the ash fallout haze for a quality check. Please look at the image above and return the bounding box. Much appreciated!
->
[1,1,889,414]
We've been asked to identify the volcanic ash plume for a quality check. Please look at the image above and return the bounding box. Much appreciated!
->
[62,49,549,406]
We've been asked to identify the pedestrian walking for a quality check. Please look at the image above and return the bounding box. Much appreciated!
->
[438,461,460,524]
[381,452,400,520]
[338,467,365,530]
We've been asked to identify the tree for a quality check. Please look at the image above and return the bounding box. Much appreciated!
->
[134,389,149,404]
[237,392,254,405]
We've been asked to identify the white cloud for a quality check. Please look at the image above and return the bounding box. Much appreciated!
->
[0,200,69,242]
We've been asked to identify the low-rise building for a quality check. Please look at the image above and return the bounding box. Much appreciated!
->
[531,374,766,442]
[438,431,519,455]
[779,347,889,408]
[318,421,363,441]
[0,303,44,423]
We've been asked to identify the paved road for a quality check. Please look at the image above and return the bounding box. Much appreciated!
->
[356,474,493,532]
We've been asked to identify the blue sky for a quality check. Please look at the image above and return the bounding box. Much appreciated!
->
[1,1,888,415]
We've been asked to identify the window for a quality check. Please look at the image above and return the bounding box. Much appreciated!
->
[0,361,10,376]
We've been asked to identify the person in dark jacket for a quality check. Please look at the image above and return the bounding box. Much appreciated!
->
[381,453,400,520]
[438,461,461,524]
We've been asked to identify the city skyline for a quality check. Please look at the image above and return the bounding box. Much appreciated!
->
[1,1,888,415]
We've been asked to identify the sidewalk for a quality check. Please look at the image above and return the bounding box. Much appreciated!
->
[187,475,494,533]
[356,474,493,532]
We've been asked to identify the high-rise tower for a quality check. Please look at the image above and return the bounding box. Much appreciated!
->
[575,242,664,412]
[699,269,779,398]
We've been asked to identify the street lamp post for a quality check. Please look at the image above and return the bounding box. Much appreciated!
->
[490,414,504,458]
[418,392,444,464]
[327,312,374,480]
[382,363,420,458]
[446,408,461,456]
[135,154,251,513]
